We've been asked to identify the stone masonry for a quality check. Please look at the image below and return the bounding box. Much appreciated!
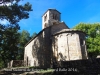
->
[24,9,88,68]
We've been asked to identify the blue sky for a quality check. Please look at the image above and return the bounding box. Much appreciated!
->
[18,0,100,35]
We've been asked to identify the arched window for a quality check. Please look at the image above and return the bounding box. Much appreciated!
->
[44,14,47,22]
[80,38,84,45]
[53,14,55,19]
[27,57,28,66]
[52,14,57,20]
[44,23,47,28]
[34,60,36,66]
[55,14,57,20]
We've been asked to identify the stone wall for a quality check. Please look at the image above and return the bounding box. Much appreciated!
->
[51,22,69,34]
[78,32,88,59]
[7,60,24,68]
[58,58,100,74]
[42,9,61,29]
[52,30,88,62]
[24,27,53,68]
[24,23,69,68]
[24,25,88,68]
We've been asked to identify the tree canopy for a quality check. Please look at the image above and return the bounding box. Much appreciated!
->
[0,1,32,24]
[18,30,31,60]
[73,23,100,57]
[31,32,37,38]
[0,0,33,68]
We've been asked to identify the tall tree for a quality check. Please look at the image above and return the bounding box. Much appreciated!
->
[73,23,100,58]
[18,30,31,60]
[0,24,20,64]
[0,0,32,67]
[0,1,32,24]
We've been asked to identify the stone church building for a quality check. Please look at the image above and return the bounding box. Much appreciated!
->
[24,9,88,68]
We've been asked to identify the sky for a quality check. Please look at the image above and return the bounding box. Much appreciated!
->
[1,0,100,35]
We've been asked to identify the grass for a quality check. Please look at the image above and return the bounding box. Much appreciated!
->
[29,66,40,69]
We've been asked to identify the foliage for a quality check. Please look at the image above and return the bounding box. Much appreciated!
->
[18,30,31,60]
[29,66,40,69]
[31,32,37,38]
[0,2,32,24]
[0,57,4,69]
[0,24,20,67]
[0,0,32,67]
[73,23,100,57]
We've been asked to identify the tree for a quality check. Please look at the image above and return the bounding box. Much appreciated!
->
[0,0,32,67]
[0,24,20,65]
[18,30,31,60]
[0,1,32,24]
[31,32,37,38]
[73,23,100,58]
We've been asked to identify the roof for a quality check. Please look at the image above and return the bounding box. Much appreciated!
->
[60,21,69,29]
[24,29,44,47]
[52,29,86,36]
[42,9,61,17]
[24,23,86,47]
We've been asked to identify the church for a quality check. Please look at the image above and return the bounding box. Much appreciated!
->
[24,9,88,68]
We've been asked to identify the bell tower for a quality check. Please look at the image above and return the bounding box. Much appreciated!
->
[42,9,61,29]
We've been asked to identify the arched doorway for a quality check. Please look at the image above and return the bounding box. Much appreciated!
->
[27,57,28,66]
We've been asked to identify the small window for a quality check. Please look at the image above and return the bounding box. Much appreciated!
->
[44,23,47,28]
[44,14,47,21]
[34,60,36,66]
[80,38,84,45]
[55,14,57,20]
[53,14,55,19]
[53,14,57,20]
[27,57,28,66]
